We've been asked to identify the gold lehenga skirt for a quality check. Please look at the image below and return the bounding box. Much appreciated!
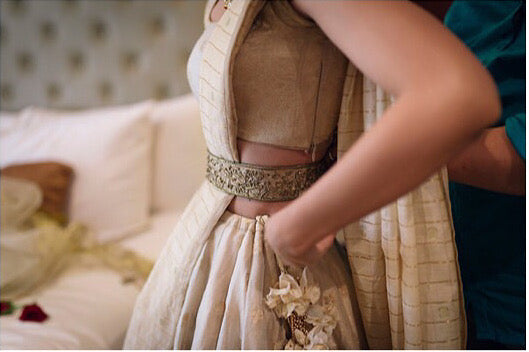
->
[172,209,366,349]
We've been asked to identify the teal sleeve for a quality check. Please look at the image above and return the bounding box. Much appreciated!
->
[505,113,525,160]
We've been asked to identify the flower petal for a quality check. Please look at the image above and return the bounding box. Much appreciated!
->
[18,303,48,322]
[293,328,307,345]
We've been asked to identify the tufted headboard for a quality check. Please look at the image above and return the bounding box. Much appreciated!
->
[0,0,207,111]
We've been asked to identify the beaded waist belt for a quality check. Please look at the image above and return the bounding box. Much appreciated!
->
[205,151,333,202]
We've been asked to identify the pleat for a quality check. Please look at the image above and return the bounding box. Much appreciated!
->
[174,234,215,349]
[190,215,247,349]
[241,216,285,349]
[380,202,405,348]
[216,219,255,348]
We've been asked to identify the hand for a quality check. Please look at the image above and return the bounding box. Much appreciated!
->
[264,211,336,267]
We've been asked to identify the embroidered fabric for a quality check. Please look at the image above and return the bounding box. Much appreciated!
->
[205,151,333,202]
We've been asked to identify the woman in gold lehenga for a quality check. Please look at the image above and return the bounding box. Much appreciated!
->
[124,0,500,349]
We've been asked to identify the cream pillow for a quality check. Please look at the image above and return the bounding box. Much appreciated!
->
[150,94,207,212]
[0,111,18,135]
[0,102,154,242]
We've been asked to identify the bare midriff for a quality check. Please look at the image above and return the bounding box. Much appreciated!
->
[227,139,328,218]
[210,1,326,218]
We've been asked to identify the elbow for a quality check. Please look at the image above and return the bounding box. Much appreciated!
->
[449,67,502,130]
[408,60,502,135]
[478,77,502,127]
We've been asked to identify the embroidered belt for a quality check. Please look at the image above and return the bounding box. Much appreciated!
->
[205,151,333,202]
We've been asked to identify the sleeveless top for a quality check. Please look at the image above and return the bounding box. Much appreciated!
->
[187,0,348,155]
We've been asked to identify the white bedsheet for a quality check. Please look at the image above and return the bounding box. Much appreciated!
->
[0,209,180,350]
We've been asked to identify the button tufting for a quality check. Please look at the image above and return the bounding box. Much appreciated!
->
[16,52,34,72]
[121,51,139,72]
[1,84,14,102]
[46,83,61,102]
[154,84,170,100]
[68,51,85,72]
[98,81,113,102]
[1,0,205,110]
[149,16,165,36]
[40,21,57,42]
[9,0,26,15]
[90,19,107,41]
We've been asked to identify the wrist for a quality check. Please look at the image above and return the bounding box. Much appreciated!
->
[266,205,305,256]
[275,200,326,249]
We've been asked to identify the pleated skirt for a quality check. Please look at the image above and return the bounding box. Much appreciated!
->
[173,209,366,349]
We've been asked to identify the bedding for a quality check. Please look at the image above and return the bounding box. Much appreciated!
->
[150,94,207,212]
[0,102,154,242]
[0,209,181,350]
[0,94,205,349]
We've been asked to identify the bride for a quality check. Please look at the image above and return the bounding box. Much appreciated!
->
[124,0,500,349]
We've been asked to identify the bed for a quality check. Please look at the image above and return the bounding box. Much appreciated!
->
[0,209,181,350]
[0,0,207,349]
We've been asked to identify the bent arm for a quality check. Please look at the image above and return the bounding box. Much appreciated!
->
[447,126,525,195]
[266,1,501,264]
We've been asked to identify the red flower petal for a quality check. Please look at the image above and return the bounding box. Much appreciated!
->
[19,303,48,322]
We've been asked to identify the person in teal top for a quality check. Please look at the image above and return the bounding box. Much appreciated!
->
[442,1,525,349]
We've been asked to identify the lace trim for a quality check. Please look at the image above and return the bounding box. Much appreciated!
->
[205,151,332,201]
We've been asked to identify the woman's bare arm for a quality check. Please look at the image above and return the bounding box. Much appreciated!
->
[265,0,501,266]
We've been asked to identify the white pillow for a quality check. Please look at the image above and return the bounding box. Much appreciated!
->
[150,94,207,212]
[0,102,154,242]
[0,111,19,135]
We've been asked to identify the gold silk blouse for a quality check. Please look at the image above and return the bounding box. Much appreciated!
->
[232,0,348,156]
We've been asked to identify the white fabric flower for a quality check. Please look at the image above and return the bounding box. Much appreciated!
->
[265,268,320,318]
[305,292,337,332]
[266,268,337,350]
[306,325,331,349]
